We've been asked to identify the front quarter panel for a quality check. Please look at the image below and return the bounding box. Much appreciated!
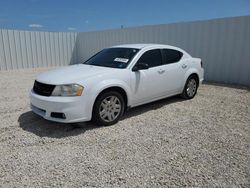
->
[77,69,132,118]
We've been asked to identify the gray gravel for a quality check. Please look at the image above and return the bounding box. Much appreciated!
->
[0,68,249,187]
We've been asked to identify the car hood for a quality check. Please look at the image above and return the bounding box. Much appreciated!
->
[36,64,113,85]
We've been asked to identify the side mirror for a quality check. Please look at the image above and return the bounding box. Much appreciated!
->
[132,62,149,71]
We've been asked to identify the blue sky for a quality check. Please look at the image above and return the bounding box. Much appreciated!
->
[0,0,249,32]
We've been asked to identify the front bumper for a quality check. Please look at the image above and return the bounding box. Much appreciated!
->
[30,90,92,123]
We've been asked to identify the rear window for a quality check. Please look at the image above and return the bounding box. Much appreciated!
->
[163,49,183,64]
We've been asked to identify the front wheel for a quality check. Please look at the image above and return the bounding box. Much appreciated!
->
[181,76,198,99]
[92,91,125,126]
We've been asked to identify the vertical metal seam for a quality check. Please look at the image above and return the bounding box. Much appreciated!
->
[58,32,62,66]
[47,33,51,66]
[18,31,24,69]
[48,32,53,67]
[43,32,49,67]
[0,30,7,70]
[53,33,57,66]
[49,33,53,66]
[13,30,19,69]
[29,31,34,68]
[65,33,69,64]
[62,33,67,65]
[38,31,44,67]
[24,32,30,68]
[34,32,39,67]
[6,30,13,70]
[73,33,78,63]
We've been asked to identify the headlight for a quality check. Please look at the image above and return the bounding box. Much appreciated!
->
[51,84,84,96]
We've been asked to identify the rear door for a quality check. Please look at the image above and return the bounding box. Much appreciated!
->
[161,49,186,94]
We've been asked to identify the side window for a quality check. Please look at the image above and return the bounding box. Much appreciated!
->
[137,49,162,68]
[163,49,183,64]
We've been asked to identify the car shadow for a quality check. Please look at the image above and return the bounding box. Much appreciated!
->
[122,95,185,120]
[19,95,184,138]
[18,111,100,138]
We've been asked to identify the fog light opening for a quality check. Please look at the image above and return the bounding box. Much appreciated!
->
[51,112,66,119]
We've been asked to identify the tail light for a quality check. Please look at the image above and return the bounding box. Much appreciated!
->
[200,61,203,68]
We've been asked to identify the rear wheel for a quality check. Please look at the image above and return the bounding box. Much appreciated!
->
[92,91,125,126]
[181,75,198,99]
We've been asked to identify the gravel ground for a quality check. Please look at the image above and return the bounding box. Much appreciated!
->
[0,68,249,187]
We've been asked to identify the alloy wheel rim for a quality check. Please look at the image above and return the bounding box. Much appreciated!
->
[99,96,121,122]
[186,79,197,97]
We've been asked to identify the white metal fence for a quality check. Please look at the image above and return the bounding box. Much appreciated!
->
[0,30,77,70]
[0,16,249,86]
[76,16,250,86]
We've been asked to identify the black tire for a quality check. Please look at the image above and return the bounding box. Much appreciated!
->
[92,91,125,126]
[181,75,198,99]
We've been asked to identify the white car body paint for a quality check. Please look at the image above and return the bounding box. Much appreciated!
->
[30,44,204,123]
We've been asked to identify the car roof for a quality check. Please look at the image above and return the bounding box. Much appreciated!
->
[111,43,178,49]
[110,43,191,58]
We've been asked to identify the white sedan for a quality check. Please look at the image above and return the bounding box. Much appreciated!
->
[30,44,204,126]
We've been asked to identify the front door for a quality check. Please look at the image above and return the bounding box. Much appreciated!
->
[130,49,168,105]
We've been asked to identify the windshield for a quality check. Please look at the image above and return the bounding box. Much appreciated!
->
[83,48,140,68]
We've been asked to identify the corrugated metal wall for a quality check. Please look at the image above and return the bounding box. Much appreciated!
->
[76,16,250,86]
[0,30,77,70]
[0,16,249,86]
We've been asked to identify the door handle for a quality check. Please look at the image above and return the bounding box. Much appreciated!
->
[182,64,187,69]
[158,69,165,74]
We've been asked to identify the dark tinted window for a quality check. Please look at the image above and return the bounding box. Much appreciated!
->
[163,49,183,64]
[84,48,139,68]
[137,49,162,68]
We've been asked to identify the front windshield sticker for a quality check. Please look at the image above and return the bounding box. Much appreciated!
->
[114,58,129,63]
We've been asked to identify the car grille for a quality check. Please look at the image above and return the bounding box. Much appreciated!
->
[33,80,56,96]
